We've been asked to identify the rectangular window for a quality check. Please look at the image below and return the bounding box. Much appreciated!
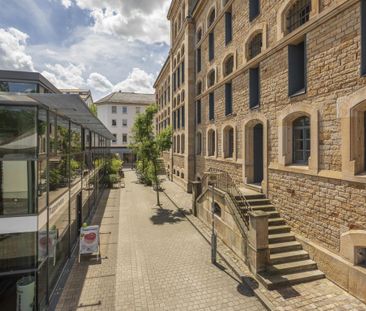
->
[112,134,117,143]
[122,134,128,144]
[225,83,233,115]
[209,92,215,121]
[197,48,202,73]
[122,106,128,114]
[136,107,141,114]
[249,67,260,108]
[288,40,306,96]
[225,11,233,45]
[177,109,181,129]
[209,32,215,61]
[173,111,176,129]
[112,119,117,126]
[181,61,185,83]
[122,119,128,127]
[111,106,117,113]
[177,67,181,88]
[181,106,185,128]
[173,72,177,91]
[362,0,366,75]
[249,0,260,21]
[196,100,201,124]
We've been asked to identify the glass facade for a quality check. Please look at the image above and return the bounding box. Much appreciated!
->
[0,103,111,310]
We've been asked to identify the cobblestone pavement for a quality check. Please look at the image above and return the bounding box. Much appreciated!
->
[160,177,366,311]
[56,170,265,311]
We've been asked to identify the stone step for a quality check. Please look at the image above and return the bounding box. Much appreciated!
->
[246,198,271,206]
[268,218,286,226]
[243,194,266,200]
[242,183,263,193]
[265,211,281,219]
[257,270,325,290]
[268,225,291,234]
[267,259,318,275]
[270,250,309,265]
[269,232,296,244]
[250,204,276,212]
[269,241,303,254]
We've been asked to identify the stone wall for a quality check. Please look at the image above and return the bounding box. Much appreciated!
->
[269,169,366,253]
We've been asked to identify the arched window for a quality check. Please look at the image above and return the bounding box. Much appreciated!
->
[181,134,185,154]
[196,28,202,44]
[223,55,234,77]
[207,69,216,87]
[293,116,310,164]
[207,129,216,156]
[196,80,203,95]
[177,135,180,153]
[223,126,234,158]
[208,8,216,27]
[286,0,311,34]
[248,33,262,60]
[196,132,202,155]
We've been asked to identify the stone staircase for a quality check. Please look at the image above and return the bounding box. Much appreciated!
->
[236,191,325,290]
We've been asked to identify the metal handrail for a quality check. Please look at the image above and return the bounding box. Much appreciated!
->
[201,168,252,230]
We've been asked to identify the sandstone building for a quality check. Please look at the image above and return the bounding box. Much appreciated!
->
[155,0,366,302]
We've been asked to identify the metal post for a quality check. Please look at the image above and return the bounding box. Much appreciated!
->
[211,182,217,264]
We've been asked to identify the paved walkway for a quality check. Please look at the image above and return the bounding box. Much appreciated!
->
[56,170,265,311]
[160,176,366,311]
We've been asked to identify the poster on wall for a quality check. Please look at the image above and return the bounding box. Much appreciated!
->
[38,229,57,261]
[79,225,100,262]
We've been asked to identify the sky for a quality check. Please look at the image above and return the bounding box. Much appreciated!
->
[0,0,171,100]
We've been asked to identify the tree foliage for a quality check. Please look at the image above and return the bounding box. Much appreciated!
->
[129,104,172,205]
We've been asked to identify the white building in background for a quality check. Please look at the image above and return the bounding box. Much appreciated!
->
[96,91,154,165]
[60,89,94,107]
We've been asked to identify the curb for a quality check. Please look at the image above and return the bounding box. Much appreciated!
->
[161,189,275,311]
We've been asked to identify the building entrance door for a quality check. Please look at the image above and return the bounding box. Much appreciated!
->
[253,123,263,184]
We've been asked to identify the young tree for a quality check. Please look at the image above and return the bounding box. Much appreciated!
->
[130,105,172,206]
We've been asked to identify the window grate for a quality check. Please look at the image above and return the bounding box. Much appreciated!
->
[293,116,310,164]
[248,33,262,60]
[286,0,311,34]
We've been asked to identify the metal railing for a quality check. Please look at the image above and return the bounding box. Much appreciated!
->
[201,168,252,232]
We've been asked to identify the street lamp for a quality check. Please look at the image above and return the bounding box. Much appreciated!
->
[205,171,221,265]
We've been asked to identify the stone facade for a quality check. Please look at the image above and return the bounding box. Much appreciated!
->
[155,0,366,300]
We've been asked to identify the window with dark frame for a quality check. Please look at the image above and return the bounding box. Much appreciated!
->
[112,134,117,143]
[181,61,185,83]
[209,92,215,121]
[208,130,215,156]
[286,0,311,34]
[197,48,202,73]
[293,116,310,164]
[209,32,215,61]
[225,82,233,116]
[248,33,262,60]
[181,106,185,128]
[196,100,201,124]
[362,0,366,76]
[288,40,306,96]
[173,111,176,129]
[208,70,215,87]
[225,127,234,158]
[249,0,260,21]
[225,10,233,45]
[197,81,202,95]
[111,106,117,113]
[196,132,202,155]
[122,134,128,144]
[224,55,234,77]
[177,109,181,129]
[112,119,117,126]
[249,67,260,108]
[208,8,216,27]
[196,28,202,44]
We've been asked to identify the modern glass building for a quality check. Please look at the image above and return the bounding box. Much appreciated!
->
[0,93,113,310]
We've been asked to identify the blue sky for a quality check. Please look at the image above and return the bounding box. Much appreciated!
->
[0,0,170,99]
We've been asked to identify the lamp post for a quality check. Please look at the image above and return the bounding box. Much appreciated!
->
[205,171,220,265]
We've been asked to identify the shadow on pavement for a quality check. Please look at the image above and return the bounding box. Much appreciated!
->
[150,207,186,225]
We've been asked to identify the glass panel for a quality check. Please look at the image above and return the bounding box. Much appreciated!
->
[70,195,79,247]
[37,260,48,310]
[70,153,82,186]
[0,272,36,311]
[57,117,69,155]
[0,160,36,215]
[70,123,81,153]
[37,158,47,213]
[49,113,57,155]
[38,109,47,156]
[84,129,90,149]
[49,155,69,204]
[0,105,37,159]
[0,232,37,272]
[0,81,38,93]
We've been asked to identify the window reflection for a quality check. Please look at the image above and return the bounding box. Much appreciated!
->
[70,154,82,186]
[0,81,38,93]
[37,158,47,212]
[38,109,47,155]
[0,161,35,215]
[0,105,37,159]
[49,155,69,204]
[70,123,81,153]
[49,113,57,155]
[57,117,69,155]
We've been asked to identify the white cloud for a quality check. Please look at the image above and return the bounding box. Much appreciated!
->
[41,63,86,89]
[61,0,72,8]
[0,27,35,71]
[113,68,154,94]
[87,72,113,93]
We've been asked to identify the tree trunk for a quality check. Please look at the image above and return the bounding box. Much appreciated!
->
[153,160,160,206]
